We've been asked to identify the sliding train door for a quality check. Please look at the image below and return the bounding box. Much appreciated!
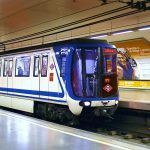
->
[1,58,13,108]
[33,53,49,99]
[7,59,13,93]
[3,58,13,94]
[39,54,49,99]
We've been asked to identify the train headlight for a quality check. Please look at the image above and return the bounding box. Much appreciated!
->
[115,101,118,105]
[79,101,91,107]
[84,101,91,106]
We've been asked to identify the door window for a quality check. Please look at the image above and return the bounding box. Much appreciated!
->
[33,56,40,77]
[41,55,48,77]
[3,60,8,77]
[15,56,31,77]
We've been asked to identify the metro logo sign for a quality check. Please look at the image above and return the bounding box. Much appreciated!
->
[103,84,113,92]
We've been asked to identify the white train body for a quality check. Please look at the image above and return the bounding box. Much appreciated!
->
[0,39,119,117]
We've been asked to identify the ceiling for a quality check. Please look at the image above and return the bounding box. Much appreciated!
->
[0,0,149,44]
[0,0,104,35]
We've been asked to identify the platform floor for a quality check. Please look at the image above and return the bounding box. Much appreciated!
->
[0,109,149,150]
[119,89,150,111]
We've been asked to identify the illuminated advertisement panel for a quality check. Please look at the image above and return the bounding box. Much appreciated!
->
[113,38,150,89]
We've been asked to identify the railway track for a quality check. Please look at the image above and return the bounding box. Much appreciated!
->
[78,108,150,144]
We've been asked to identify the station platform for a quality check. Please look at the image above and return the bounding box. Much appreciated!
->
[119,89,150,111]
[0,109,149,150]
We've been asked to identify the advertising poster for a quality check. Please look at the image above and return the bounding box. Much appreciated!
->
[113,38,150,89]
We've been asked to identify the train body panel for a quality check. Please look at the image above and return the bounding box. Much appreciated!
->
[0,39,119,116]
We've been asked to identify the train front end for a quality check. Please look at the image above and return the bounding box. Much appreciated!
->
[66,40,119,117]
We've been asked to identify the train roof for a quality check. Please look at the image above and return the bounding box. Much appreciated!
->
[52,38,108,45]
[0,38,108,56]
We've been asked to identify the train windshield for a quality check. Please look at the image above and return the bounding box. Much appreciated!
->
[72,47,117,98]
[72,48,100,97]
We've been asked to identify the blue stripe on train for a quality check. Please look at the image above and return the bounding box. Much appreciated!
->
[0,91,66,103]
[0,87,64,98]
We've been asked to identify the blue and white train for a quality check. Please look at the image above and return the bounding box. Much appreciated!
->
[0,39,119,119]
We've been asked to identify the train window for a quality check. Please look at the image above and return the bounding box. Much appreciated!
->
[60,48,68,77]
[72,48,99,97]
[72,49,83,97]
[8,60,13,77]
[84,49,99,97]
[41,55,48,77]
[33,56,40,77]
[61,57,66,77]
[103,55,116,73]
[0,59,2,77]
[3,60,8,77]
[103,48,117,73]
[15,56,31,77]
[3,59,13,77]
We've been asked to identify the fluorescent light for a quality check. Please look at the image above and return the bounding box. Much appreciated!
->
[138,26,150,31]
[91,34,108,39]
[112,30,133,35]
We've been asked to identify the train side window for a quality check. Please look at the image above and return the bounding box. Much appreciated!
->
[33,56,40,77]
[8,60,13,77]
[0,59,2,77]
[60,48,68,77]
[15,56,31,77]
[41,55,48,77]
[3,60,8,77]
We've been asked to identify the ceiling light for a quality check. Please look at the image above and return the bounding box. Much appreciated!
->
[112,30,133,35]
[91,34,108,39]
[138,26,150,31]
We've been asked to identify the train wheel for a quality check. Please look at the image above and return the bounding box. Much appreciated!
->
[34,101,48,119]
[46,104,58,121]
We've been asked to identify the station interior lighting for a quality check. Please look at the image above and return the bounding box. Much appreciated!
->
[112,30,133,35]
[91,34,108,39]
[90,26,150,39]
[138,26,150,31]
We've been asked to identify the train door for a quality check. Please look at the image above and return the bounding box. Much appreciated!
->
[33,53,49,98]
[3,58,13,94]
[72,48,100,98]
[3,59,8,93]
[7,59,13,93]
[33,55,40,98]
[39,54,49,98]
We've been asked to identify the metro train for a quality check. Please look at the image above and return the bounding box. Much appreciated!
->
[0,39,119,120]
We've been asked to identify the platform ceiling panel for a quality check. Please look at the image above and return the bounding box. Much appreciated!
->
[0,0,149,44]
[0,0,101,36]
[0,0,48,18]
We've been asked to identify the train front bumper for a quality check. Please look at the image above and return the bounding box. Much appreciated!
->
[79,99,119,107]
